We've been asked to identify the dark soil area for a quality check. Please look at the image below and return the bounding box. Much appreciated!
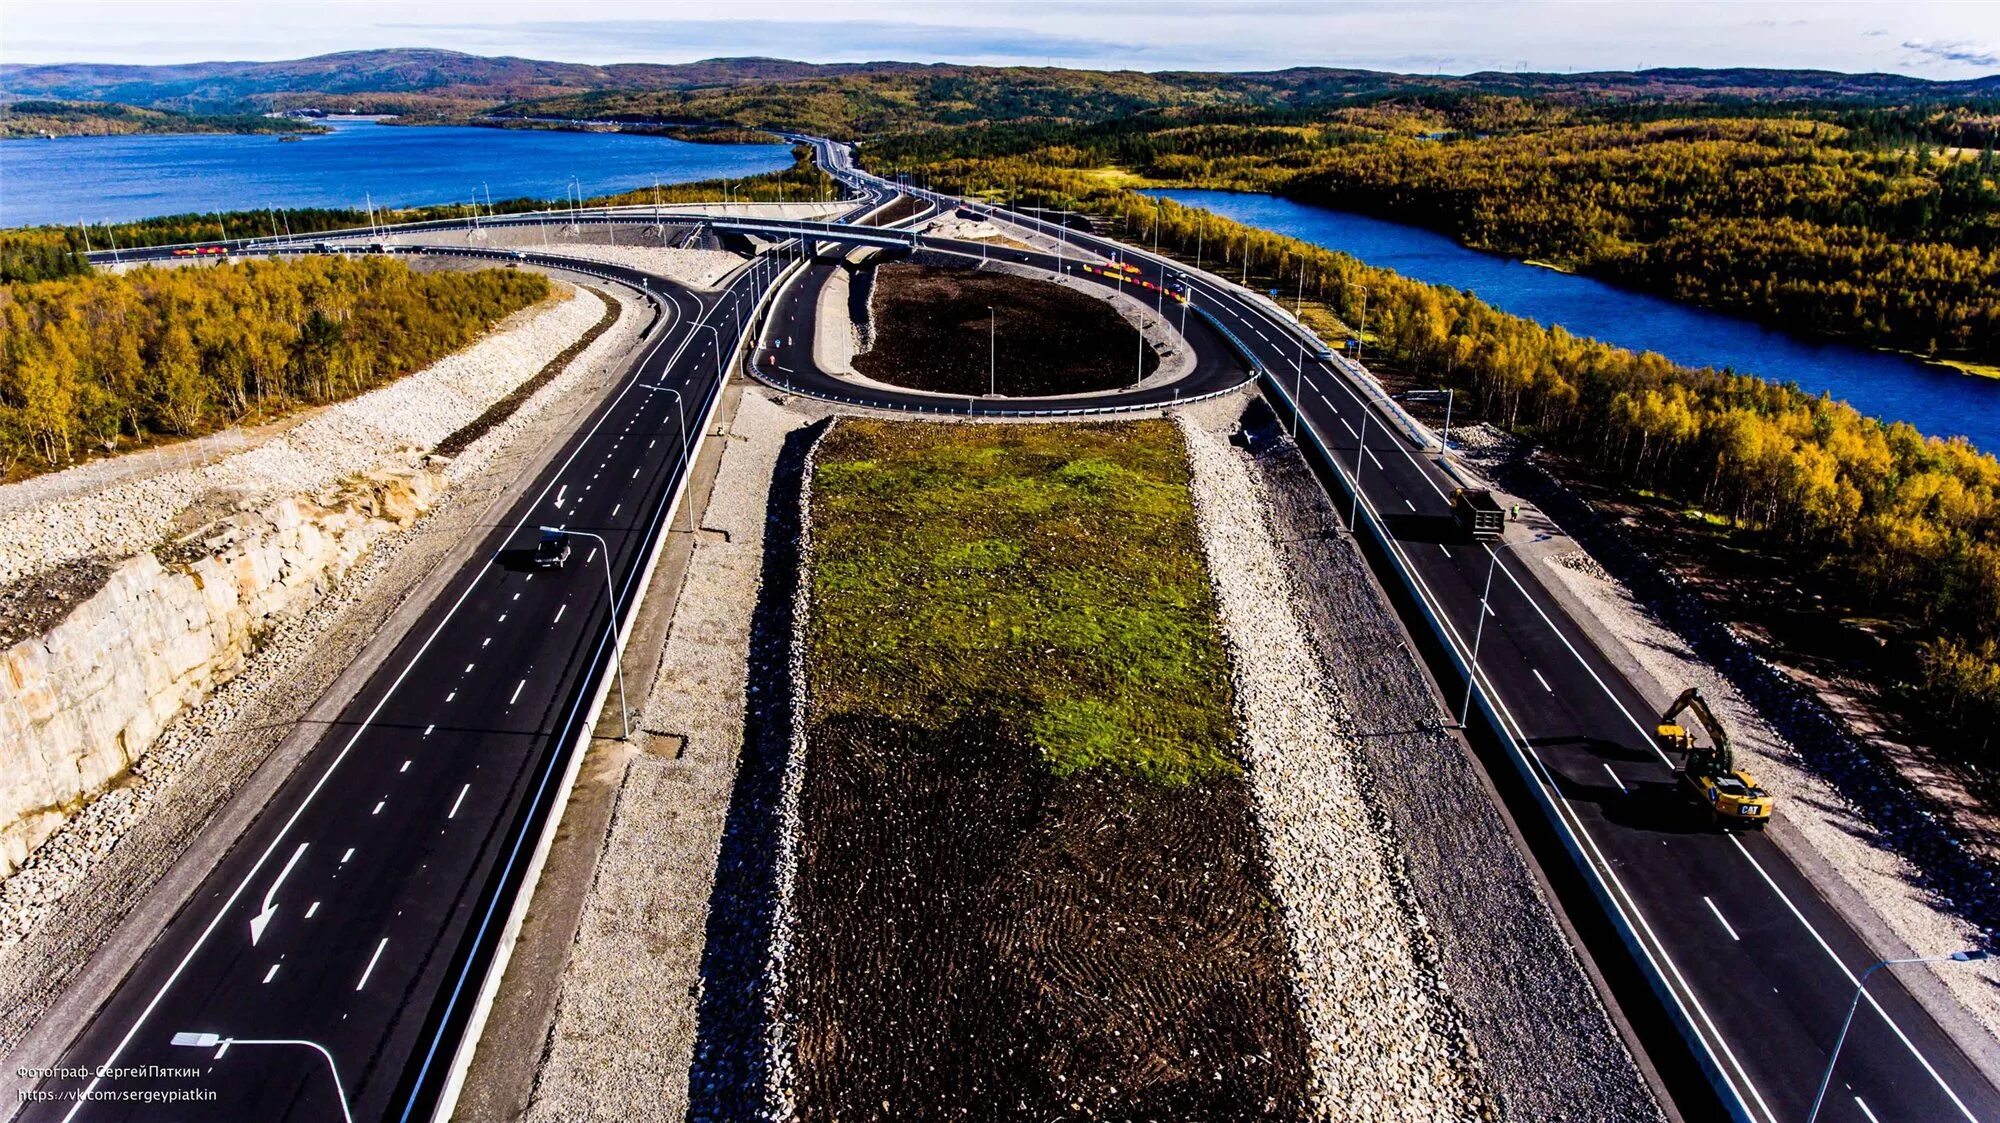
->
[790,709,1311,1122]
[854,265,1155,397]
[860,195,928,226]
[0,557,116,649]
[788,420,1309,1121]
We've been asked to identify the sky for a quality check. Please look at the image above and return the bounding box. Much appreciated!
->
[2,0,1997,78]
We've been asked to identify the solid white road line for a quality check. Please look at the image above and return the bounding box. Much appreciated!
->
[356,937,388,991]
[449,785,470,819]
[1704,896,1741,942]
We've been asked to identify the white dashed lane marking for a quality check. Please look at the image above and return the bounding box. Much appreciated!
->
[355,937,388,991]
[1704,896,1741,941]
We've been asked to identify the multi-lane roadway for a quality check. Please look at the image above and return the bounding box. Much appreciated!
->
[27,136,1998,1123]
[24,245,806,1121]
[753,141,2000,1123]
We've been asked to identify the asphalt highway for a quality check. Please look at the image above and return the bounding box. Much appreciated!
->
[22,249,798,1121]
[759,141,2000,1123]
[43,142,1999,1123]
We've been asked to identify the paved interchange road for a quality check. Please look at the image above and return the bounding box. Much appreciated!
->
[27,140,1999,1122]
[23,237,833,1121]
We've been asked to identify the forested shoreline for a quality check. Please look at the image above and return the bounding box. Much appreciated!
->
[867,104,2000,364]
[0,144,832,285]
[0,257,549,478]
[898,155,2000,754]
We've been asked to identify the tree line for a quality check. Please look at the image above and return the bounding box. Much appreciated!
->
[912,154,2000,755]
[0,256,548,477]
[868,106,2000,363]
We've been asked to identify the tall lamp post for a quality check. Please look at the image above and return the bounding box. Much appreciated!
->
[639,384,692,531]
[988,306,997,397]
[171,1033,353,1123]
[539,527,630,740]
[1457,533,1551,727]
[1807,950,1991,1123]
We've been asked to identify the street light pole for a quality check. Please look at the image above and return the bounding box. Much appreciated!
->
[539,527,630,739]
[1807,950,1991,1123]
[171,1033,353,1123]
[1348,406,1370,525]
[989,306,997,397]
[1357,284,1370,363]
[640,385,692,531]
[1454,534,1548,727]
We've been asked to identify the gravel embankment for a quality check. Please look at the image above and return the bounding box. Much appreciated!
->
[524,391,814,1122]
[540,244,744,290]
[1174,407,1484,1122]
[0,285,642,1057]
[1210,402,1664,1123]
[0,288,599,591]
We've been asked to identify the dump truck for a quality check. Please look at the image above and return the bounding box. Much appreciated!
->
[1655,687,1773,827]
[1450,488,1506,541]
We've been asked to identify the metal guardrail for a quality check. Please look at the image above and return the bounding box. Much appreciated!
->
[1189,302,1266,378]
[1259,367,1753,1123]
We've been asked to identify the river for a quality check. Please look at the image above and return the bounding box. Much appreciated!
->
[1148,189,2000,454]
[0,117,796,229]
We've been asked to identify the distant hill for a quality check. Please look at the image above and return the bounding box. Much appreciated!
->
[0,50,894,117]
[0,98,316,138]
[2,49,1993,125]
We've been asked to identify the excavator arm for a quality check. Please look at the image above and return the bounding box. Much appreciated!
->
[1660,687,1734,772]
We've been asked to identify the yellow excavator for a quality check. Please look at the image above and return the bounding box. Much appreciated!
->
[1655,687,1773,828]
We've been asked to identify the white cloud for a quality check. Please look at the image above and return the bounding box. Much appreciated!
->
[2,0,1997,78]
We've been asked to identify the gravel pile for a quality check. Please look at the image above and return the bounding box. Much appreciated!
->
[1203,396,1664,1123]
[1174,409,1483,1123]
[0,289,599,591]
[1549,550,1612,581]
[760,417,831,1123]
[0,285,642,1053]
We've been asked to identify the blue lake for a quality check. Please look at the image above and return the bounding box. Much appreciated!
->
[0,117,796,228]
[1149,189,2000,454]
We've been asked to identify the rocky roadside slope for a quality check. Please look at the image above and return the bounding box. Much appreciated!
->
[0,288,599,590]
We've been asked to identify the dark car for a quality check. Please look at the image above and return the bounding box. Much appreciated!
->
[533,529,572,568]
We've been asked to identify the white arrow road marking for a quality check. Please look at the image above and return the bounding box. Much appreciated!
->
[248,843,308,946]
